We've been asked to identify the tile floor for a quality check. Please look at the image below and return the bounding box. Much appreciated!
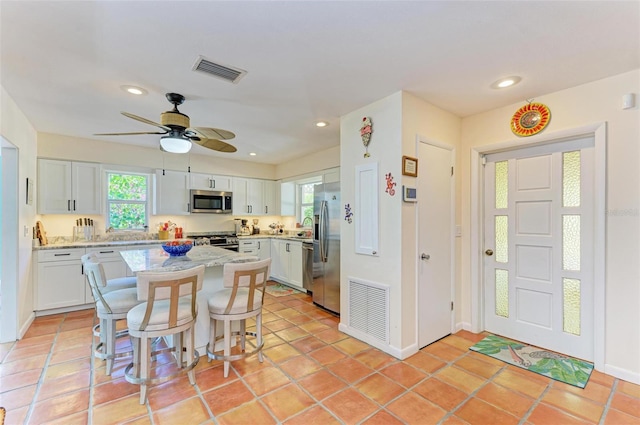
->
[1,289,639,424]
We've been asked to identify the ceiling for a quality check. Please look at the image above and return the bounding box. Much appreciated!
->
[1,1,638,165]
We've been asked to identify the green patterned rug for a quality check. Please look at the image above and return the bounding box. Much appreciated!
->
[469,335,594,388]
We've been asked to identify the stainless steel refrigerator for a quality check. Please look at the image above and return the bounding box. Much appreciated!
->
[312,182,341,314]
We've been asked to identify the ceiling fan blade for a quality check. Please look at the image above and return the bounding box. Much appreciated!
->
[121,112,171,131]
[192,127,236,140]
[192,137,237,153]
[94,131,168,136]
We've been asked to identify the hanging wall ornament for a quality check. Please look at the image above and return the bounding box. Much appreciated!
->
[344,203,353,224]
[360,117,373,158]
[511,100,551,137]
[385,172,396,196]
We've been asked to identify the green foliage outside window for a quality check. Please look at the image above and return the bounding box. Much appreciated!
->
[107,173,148,230]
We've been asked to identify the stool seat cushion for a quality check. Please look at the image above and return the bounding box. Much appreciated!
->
[127,297,197,332]
[96,288,140,315]
[208,288,262,315]
[101,276,137,294]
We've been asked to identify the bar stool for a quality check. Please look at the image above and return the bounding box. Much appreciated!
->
[125,265,205,404]
[83,257,143,375]
[206,258,271,377]
[81,252,137,293]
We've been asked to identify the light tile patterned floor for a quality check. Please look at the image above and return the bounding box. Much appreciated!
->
[1,290,639,424]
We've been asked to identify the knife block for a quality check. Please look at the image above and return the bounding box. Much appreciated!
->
[73,226,95,242]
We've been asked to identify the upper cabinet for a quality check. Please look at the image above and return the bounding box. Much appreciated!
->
[189,173,232,192]
[154,170,190,215]
[323,167,340,184]
[232,177,263,215]
[263,180,279,216]
[38,159,101,214]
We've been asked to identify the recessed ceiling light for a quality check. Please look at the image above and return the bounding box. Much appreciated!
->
[249,152,257,156]
[120,85,148,95]
[491,76,522,89]
[315,121,329,127]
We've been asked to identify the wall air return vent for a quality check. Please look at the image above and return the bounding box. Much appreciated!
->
[348,278,389,344]
[192,56,247,84]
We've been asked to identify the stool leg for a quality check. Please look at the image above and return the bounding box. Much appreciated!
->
[186,327,196,385]
[257,311,264,363]
[130,335,140,378]
[208,318,216,363]
[139,337,150,404]
[105,318,117,375]
[174,332,184,366]
[223,318,231,378]
[240,320,246,351]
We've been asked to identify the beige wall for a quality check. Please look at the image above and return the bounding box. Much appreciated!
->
[275,145,340,180]
[459,70,640,381]
[1,86,38,337]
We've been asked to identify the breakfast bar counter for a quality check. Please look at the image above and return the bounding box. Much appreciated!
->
[119,246,257,354]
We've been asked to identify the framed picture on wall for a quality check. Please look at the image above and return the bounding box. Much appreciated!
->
[402,156,418,177]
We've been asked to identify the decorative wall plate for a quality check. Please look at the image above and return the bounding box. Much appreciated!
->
[511,102,551,137]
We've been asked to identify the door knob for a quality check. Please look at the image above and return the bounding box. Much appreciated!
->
[421,253,430,260]
[485,249,494,256]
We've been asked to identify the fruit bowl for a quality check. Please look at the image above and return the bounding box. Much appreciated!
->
[161,240,193,257]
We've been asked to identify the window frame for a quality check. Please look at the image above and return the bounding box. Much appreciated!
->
[105,170,151,231]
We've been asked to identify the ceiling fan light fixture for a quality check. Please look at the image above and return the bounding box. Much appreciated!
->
[160,136,192,153]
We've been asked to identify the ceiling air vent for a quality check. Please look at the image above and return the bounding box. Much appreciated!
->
[192,56,247,84]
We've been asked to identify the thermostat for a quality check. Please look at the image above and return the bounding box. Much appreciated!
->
[403,185,417,202]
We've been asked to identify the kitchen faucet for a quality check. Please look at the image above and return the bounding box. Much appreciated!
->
[302,216,313,227]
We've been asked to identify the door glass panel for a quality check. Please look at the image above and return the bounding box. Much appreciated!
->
[495,269,509,317]
[563,215,581,271]
[563,151,581,207]
[563,278,581,335]
[495,216,508,263]
[495,161,508,209]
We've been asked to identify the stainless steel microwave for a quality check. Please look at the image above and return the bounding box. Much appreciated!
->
[190,190,232,214]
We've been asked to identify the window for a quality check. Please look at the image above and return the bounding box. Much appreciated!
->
[106,172,149,230]
[298,182,318,226]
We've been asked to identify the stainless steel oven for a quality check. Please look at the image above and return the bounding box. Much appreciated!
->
[190,190,232,214]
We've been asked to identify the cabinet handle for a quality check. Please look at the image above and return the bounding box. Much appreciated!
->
[99,250,115,254]
[212,179,216,189]
[187,202,190,212]
[73,200,76,211]
[286,243,290,252]
[258,241,261,249]
[54,253,71,256]
[265,206,268,214]
[68,200,71,211]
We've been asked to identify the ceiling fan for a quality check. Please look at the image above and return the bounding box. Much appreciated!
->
[95,93,236,154]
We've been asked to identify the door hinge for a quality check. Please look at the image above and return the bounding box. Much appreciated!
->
[481,156,487,166]
[451,301,454,311]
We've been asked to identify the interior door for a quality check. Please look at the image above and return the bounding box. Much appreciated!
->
[417,141,454,348]
[483,137,594,360]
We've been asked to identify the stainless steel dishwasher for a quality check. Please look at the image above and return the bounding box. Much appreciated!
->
[302,242,313,291]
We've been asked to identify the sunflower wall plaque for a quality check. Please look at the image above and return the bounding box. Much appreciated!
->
[511,102,551,137]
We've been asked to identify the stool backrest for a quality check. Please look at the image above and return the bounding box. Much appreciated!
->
[83,257,112,313]
[222,258,271,314]
[135,265,205,330]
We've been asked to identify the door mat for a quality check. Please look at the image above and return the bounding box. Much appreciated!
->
[265,283,301,297]
[469,334,594,388]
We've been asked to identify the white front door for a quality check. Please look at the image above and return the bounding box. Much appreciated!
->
[483,137,595,360]
[418,141,454,348]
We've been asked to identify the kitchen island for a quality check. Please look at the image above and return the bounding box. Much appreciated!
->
[120,245,257,355]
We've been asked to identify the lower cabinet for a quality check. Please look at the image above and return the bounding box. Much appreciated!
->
[35,248,87,311]
[270,239,303,289]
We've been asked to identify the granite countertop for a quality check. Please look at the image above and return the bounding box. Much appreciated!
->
[238,234,313,243]
[120,245,254,273]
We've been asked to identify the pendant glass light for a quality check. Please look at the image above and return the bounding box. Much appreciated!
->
[160,136,192,153]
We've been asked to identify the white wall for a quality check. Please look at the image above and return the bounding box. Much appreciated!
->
[459,70,640,382]
[0,86,38,338]
[275,145,340,180]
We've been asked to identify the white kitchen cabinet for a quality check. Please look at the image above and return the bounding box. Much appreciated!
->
[189,173,232,192]
[86,247,129,281]
[263,180,279,215]
[155,170,190,215]
[232,177,266,216]
[35,248,87,311]
[37,159,101,214]
[280,181,295,216]
[238,238,271,261]
[270,239,303,289]
[256,238,271,261]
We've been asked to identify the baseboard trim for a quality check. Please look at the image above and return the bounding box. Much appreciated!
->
[18,312,35,339]
[604,364,640,385]
[338,323,419,360]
